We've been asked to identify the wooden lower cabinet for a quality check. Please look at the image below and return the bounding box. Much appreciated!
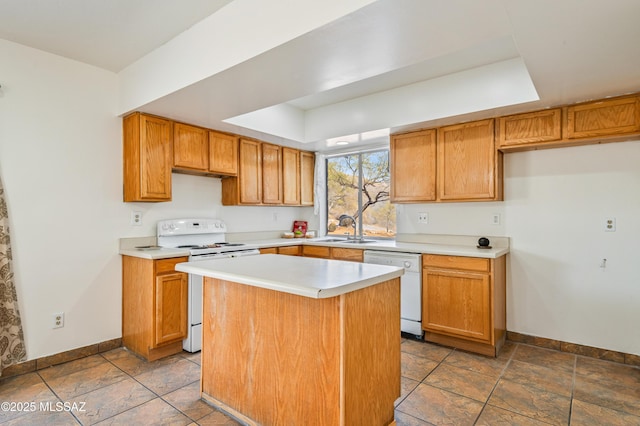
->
[302,245,363,262]
[122,256,188,361]
[422,254,506,357]
[302,245,332,258]
[201,276,400,425]
[259,245,301,256]
[330,247,363,262]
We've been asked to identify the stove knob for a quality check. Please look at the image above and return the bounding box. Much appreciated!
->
[404,261,411,269]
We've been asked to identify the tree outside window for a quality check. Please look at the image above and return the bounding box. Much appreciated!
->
[326,150,396,238]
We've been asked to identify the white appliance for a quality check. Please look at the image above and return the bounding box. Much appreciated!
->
[363,250,423,337]
[157,218,260,352]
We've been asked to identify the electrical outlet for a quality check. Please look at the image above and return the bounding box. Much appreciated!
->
[131,211,142,226]
[604,217,616,232]
[418,212,428,224]
[53,312,64,329]
[491,213,501,225]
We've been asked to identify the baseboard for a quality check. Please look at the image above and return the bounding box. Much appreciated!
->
[507,331,640,367]
[0,338,122,379]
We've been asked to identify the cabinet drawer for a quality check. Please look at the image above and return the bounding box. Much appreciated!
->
[156,257,188,274]
[278,245,301,256]
[331,248,363,262]
[302,246,331,258]
[422,255,490,272]
[260,247,278,254]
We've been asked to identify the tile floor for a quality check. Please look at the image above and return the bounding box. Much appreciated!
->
[1,339,639,425]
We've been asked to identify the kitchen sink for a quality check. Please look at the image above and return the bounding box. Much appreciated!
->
[318,238,377,244]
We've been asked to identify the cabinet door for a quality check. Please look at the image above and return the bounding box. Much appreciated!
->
[300,151,315,206]
[155,272,188,346]
[173,123,208,171]
[565,96,640,139]
[238,139,263,204]
[331,248,363,262]
[438,119,499,201]
[209,131,238,175]
[282,147,301,205]
[302,245,331,258]
[278,245,301,256]
[422,268,491,342]
[262,143,283,204]
[497,109,562,148]
[390,130,436,202]
[123,113,172,201]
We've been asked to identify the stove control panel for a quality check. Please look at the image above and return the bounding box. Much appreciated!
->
[157,218,227,236]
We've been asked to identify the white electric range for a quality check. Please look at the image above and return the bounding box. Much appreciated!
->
[157,218,260,352]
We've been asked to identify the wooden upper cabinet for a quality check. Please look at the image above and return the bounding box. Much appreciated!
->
[282,147,301,205]
[222,138,262,205]
[123,112,172,202]
[390,129,437,202]
[438,119,502,201]
[238,139,262,204]
[173,123,208,172]
[262,143,283,204]
[300,151,315,206]
[209,131,238,176]
[497,109,562,148]
[565,95,640,139]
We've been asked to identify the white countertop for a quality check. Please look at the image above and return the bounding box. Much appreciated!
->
[119,235,509,260]
[175,254,404,299]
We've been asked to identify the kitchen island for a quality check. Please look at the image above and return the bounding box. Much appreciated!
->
[176,254,404,426]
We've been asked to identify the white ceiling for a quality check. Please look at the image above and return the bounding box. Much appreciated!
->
[2,0,640,152]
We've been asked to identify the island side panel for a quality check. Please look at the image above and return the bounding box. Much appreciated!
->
[342,277,401,426]
[201,277,342,425]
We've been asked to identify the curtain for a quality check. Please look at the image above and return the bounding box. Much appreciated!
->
[0,176,26,375]
[314,153,327,236]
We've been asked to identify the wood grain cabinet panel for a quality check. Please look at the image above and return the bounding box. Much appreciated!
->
[423,268,491,342]
[565,95,640,139]
[173,123,208,172]
[278,245,301,256]
[302,245,332,258]
[262,143,283,204]
[437,119,502,201]
[222,139,262,205]
[497,109,562,148]
[259,247,278,254]
[390,129,437,202]
[208,131,238,176]
[300,151,315,206]
[123,112,172,202]
[331,247,363,262]
[122,256,188,361]
[155,272,188,346]
[422,254,506,357]
[282,147,301,205]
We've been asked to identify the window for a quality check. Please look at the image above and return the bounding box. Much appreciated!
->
[326,150,396,239]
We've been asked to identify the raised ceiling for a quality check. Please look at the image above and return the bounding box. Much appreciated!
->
[2,0,639,152]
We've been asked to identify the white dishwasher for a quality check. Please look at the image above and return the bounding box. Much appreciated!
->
[363,250,423,338]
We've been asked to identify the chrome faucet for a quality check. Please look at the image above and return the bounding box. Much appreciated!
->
[338,215,357,240]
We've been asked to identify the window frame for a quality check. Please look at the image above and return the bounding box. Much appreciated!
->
[324,148,395,240]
